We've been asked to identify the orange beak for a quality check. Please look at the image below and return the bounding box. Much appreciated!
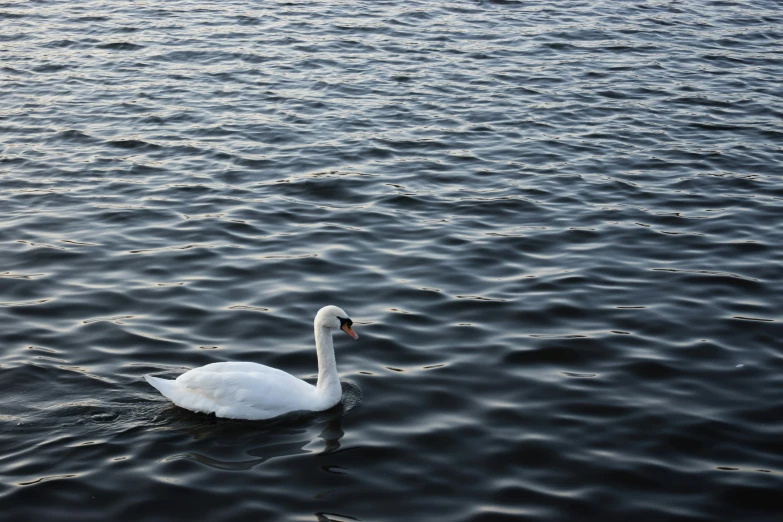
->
[341,323,359,340]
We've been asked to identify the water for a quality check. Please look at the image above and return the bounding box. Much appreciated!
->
[2,0,782,520]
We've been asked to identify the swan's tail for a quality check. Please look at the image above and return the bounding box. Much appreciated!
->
[144,375,178,400]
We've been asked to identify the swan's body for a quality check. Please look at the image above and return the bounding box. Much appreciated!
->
[145,305,358,420]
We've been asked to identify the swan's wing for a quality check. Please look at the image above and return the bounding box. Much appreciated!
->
[171,362,317,419]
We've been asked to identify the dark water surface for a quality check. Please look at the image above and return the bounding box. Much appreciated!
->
[2,0,782,520]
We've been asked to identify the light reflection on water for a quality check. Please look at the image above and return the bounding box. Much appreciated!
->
[2,0,783,520]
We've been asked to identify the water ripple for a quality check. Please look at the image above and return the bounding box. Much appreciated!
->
[1,0,782,521]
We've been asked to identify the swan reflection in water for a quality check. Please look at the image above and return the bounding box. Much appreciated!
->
[315,512,359,522]
[156,381,361,471]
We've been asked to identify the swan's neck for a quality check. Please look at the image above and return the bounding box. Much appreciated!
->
[314,325,341,406]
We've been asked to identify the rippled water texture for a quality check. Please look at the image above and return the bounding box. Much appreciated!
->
[2,0,782,520]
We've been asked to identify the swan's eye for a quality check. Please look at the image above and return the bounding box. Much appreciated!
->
[338,316,352,327]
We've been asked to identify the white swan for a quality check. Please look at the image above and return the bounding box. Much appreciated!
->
[144,305,358,420]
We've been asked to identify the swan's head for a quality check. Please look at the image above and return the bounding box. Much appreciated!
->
[316,305,359,340]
